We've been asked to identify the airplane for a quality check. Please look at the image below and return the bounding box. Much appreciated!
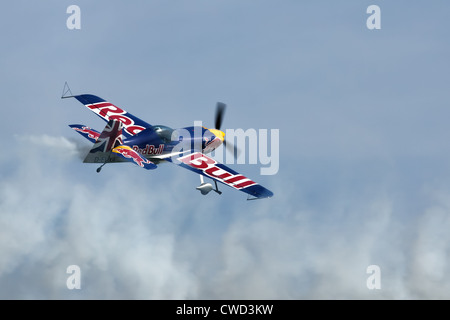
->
[62,86,273,200]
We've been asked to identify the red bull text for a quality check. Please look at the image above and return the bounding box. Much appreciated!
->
[132,144,164,155]
[113,146,150,167]
[86,102,146,135]
[178,152,257,190]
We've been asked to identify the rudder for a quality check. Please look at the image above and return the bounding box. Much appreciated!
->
[83,119,126,163]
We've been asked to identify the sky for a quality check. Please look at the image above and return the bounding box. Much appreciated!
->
[1,0,450,299]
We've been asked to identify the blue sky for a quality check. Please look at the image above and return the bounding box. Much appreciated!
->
[1,1,450,299]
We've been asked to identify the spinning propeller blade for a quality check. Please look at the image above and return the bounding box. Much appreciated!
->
[214,102,241,160]
[215,102,226,130]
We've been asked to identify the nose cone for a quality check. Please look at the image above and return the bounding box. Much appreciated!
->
[208,129,225,142]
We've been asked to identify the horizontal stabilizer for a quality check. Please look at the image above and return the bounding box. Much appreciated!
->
[69,124,100,143]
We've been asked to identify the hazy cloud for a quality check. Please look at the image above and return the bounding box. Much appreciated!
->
[1,135,450,299]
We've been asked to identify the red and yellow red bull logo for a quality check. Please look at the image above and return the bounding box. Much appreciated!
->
[73,126,100,140]
[112,145,151,168]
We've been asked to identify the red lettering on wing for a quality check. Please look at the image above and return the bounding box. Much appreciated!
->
[86,102,145,135]
[223,175,246,183]
[180,153,215,169]
[205,166,232,180]
[179,152,257,190]
[127,125,146,135]
[234,180,256,189]
[88,102,124,117]
[109,114,133,126]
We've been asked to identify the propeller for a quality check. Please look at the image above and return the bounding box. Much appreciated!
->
[214,102,241,159]
[215,102,226,131]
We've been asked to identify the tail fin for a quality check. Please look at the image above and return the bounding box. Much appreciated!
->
[83,119,125,163]
[89,119,124,153]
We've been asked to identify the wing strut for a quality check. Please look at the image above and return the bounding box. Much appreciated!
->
[213,180,222,195]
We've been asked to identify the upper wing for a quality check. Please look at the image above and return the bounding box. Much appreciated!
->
[71,94,152,137]
[167,152,273,199]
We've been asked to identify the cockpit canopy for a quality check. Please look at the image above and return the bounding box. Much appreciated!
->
[152,125,175,143]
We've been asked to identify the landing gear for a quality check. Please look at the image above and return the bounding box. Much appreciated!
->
[196,175,222,195]
[96,163,106,173]
[96,154,112,173]
[196,182,213,195]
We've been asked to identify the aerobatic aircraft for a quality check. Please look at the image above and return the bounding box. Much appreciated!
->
[63,86,273,200]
